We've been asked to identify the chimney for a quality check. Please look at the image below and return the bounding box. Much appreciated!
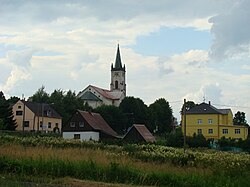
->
[209,101,211,106]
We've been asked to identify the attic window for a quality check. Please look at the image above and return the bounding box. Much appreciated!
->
[204,108,207,111]
[79,122,84,127]
[89,88,91,90]
[70,122,76,127]
[18,105,21,109]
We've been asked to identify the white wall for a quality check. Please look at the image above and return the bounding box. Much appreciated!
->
[62,131,99,141]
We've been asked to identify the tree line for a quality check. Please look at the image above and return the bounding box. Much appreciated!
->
[0,86,174,135]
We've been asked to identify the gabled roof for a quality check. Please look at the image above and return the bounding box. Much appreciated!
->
[90,85,122,100]
[78,110,118,137]
[186,102,231,115]
[21,100,62,119]
[111,44,125,71]
[124,124,156,143]
[79,91,102,101]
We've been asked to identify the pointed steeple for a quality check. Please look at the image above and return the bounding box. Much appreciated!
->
[112,44,125,71]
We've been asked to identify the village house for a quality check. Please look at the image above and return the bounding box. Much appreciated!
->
[12,100,62,132]
[77,45,126,109]
[123,124,156,143]
[181,102,248,140]
[62,110,119,141]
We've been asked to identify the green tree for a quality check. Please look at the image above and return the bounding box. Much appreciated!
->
[0,91,17,130]
[187,133,208,148]
[119,96,148,131]
[233,111,248,126]
[94,105,124,134]
[165,128,184,147]
[29,86,49,103]
[7,96,20,106]
[180,100,196,114]
[148,98,173,134]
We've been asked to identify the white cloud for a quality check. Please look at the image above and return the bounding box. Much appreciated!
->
[209,0,250,60]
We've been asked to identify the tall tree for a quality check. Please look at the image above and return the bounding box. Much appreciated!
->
[28,86,49,103]
[233,111,248,126]
[148,98,173,134]
[94,105,124,135]
[180,100,197,114]
[0,91,17,130]
[119,96,148,130]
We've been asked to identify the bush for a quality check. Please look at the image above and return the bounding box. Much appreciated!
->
[187,133,209,148]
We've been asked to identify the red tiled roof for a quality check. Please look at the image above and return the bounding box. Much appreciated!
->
[90,85,120,100]
[78,110,118,137]
[127,124,156,142]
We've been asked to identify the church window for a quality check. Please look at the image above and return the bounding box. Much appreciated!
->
[115,81,118,89]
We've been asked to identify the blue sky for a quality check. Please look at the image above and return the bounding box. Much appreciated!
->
[131,27,211,56]
[0,0,249,122]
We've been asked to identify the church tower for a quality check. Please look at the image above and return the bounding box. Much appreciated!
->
[110,44,126,96]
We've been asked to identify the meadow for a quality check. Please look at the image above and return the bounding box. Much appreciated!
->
[0,134,249,186]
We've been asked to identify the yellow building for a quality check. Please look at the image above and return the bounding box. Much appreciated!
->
[182,102,248,140]
[12,100,62,132]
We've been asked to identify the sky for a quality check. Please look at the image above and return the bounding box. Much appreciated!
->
[0,0,250,122]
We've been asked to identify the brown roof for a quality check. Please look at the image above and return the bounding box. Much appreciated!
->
[125,124,156,143]
[90,85,121,100]
[78,110,118,137]
[21,100,62,119]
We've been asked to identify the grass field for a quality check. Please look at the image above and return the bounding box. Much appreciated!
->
[0,134,249,186]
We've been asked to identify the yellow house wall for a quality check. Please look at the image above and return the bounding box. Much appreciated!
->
[182,113,248,140]
[12,100,62,132]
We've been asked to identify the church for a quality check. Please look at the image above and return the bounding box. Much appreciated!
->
[77,45,126,109]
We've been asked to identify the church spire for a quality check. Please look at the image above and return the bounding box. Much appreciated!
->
[112,44,125,71]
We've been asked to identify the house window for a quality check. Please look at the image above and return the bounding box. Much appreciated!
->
[222,129,228,134]
[74,134,80,139]
[24,121,29,127]
[197,119,202,124]
[208,119,213,124]
[208,129,213,134]
[18,105,21,109]
[48,122,51,128]
[197,129,202,134]
[70,122,75,127]
[16,111,23,115]
[115,81,118,89]
[235,129,240,134]
[47,110,51,117]
[40,122,43,128]
[79,122,84,127]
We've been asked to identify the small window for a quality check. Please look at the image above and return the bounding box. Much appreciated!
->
[235,129,240,134]
[24,121,29,127]
[208,119,213,124]
[79,122,84,127]
[74,134,80,139]
[197,119,202,124]
[70,122,76,127]
[48,122,51,128]
[16,111,23,116]
[47,110,51,117]
[18,105,21,109]
[222,129,228,134]
[115,81,118,89]
[197,129,202,134]
[208,129,213,134]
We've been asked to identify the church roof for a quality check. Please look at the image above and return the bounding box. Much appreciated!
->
[112,44,125,71]
[91,85,122,100]
[79,91,102,101]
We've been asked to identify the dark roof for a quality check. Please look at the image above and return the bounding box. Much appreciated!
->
[80,91,102,101]
[21,100,62,119]
[90,85,122,100]
[78,110,118,137]
[124,124,155,142]
[111,44,125,71]
[186,102,231,115]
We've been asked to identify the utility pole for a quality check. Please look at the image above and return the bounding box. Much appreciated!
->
[183,99,187,151]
